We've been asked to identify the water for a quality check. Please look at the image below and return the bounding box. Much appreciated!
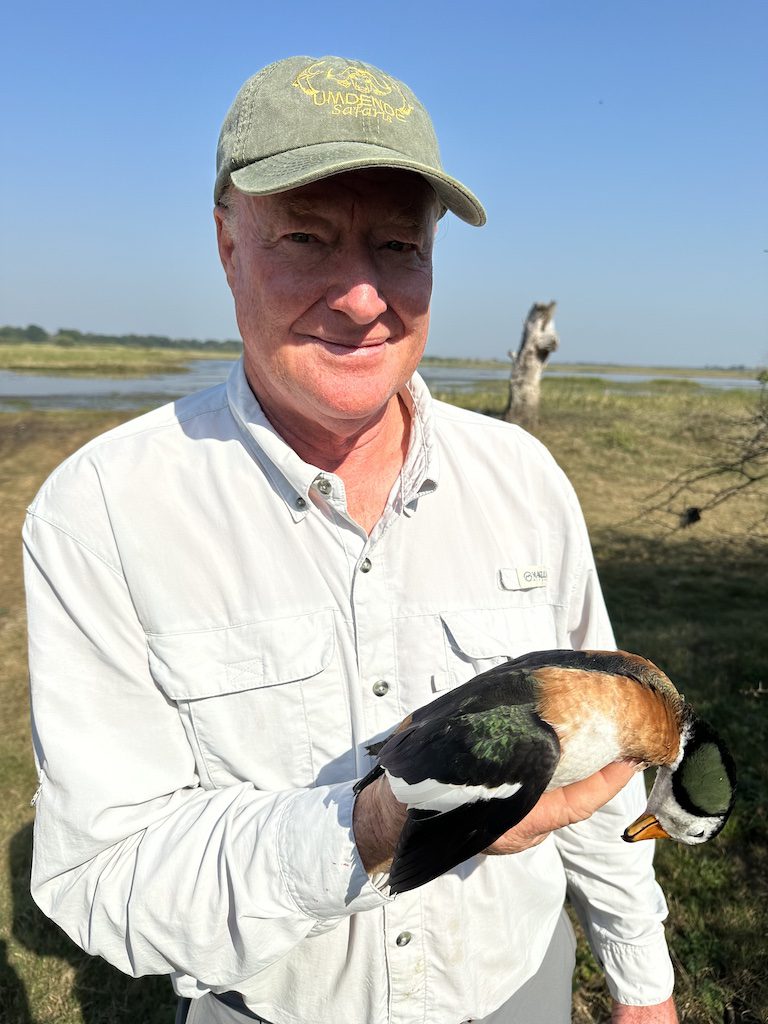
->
[0,360,761,412]
[0,360,238,412]
[422,366,762,392]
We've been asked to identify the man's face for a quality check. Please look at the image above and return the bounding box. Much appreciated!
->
[215,170,436,438]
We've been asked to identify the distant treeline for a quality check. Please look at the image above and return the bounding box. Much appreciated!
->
[0,324,243,352]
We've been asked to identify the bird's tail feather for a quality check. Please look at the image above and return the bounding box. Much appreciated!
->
[353,762,384,794]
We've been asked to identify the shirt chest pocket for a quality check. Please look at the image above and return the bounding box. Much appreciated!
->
[146,610,354,790]
[436,602,562,691]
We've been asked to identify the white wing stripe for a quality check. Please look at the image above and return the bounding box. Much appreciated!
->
[386,770,522,811]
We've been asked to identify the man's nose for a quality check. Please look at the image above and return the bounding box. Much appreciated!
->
[325,252,388,324]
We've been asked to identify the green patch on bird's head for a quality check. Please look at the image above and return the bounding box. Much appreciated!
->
[675,722,736,817]
[679,743,733,813]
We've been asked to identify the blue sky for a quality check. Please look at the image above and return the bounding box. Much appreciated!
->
[1,0,765,366]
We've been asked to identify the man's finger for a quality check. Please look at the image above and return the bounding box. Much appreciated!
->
[558,761,640,823]
[486,760,641,854]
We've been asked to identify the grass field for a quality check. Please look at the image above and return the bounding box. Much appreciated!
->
[0,343,235,375]
[1,375,766,1023]
[421,356,760,381]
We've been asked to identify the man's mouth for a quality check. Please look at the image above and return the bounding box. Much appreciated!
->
[312,335,391,351]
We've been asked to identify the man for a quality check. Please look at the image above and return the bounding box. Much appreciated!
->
[24,56,677,1023]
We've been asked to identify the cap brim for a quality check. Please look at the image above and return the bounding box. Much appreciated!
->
[225,141,486,226]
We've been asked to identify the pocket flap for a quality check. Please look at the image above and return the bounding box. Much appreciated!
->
[147,610,335,700]
[440,609,521,659]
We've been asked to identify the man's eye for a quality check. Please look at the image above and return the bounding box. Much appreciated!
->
[385,240,416,253]
[288,232,313,244]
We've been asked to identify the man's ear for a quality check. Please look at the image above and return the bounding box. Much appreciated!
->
[214,205,236,287]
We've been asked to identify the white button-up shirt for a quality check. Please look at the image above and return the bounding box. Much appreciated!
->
[24,363,673,1023]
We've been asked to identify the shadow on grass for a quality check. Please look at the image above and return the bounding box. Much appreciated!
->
[0,936,32,1024]
[595,531,768,1022]
[6,824,176,1024]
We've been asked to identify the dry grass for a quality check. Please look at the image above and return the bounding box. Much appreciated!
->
[0,344,229,376]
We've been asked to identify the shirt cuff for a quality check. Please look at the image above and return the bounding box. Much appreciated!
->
[596,929,675,1006]
[277,782,394,922]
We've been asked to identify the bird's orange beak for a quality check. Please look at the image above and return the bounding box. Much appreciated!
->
[622,813,671,842]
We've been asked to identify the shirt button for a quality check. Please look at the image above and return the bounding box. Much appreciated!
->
[395,931,412,947]
[372,680,389,697]
[316,477,332,496]
[295,496,307,509]
[359,557,372,573]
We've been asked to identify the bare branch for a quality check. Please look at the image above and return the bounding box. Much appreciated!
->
[638,379,768,534]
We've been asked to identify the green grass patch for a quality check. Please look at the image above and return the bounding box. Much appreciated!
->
[0,343,234,376]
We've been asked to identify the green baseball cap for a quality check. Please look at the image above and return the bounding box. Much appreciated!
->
[215,55,486,226]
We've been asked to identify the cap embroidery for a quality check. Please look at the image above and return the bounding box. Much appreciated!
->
[293,61,413,123]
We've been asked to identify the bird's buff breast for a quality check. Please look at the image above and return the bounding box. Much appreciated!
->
[538,668,680,786]
[546,709,622,789]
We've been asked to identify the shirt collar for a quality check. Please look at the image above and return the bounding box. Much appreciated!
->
[226,359,439,521]
[399,373,439,511]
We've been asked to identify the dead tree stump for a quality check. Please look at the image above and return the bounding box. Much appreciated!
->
[503,301,559,431]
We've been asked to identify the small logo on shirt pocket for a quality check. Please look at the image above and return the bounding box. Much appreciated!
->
[499,566,549,590]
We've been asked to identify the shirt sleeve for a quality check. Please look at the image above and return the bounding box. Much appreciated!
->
[23,511,390,989]
[551,483,675,1006]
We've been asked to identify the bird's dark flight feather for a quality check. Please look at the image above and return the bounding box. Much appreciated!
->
[387,717,559,893]
[377,703,560,893]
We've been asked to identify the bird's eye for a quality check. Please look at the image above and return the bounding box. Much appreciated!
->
[690,829,705,839]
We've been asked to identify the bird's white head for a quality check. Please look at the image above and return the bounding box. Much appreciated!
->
[623,717,736,845]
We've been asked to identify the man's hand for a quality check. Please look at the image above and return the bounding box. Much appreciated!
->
[353,760,640,871]
[612,997,678,1023]
[484,761,640,855]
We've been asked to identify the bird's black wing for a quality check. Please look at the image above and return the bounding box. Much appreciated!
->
[354,664,542,795]
[383,700,560,894]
